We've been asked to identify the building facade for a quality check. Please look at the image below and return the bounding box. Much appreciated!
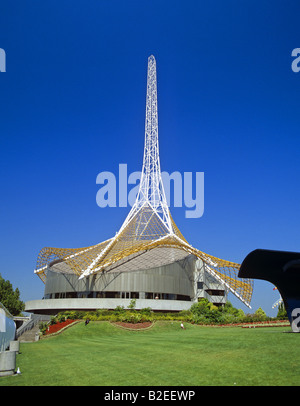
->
[25,254,227,315]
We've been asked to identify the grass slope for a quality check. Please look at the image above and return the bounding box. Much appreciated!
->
[1,321,300,386]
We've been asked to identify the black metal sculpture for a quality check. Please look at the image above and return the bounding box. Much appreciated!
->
[239,249,300,332]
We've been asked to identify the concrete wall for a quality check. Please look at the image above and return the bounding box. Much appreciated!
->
[26,255,229,314]
[25,298,193,315]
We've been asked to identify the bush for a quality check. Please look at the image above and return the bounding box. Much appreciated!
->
[191,314,207,325]
[254,307,267,321]
[114,306,125,315]
[56,301,272,326]
[207,309,222,324]
[57,314,66,323]
[190,299,211,318]
[39,322,48,335]
[218,313,240,325]
[95,309,112,317]
[277,302,288,320]
[140,307,152,316]
[61,310,85,320]
[221,301,240,316]
[128,299,136,310]
[189,299,272,325]
[50,316,58,325]
[120,312,142,324]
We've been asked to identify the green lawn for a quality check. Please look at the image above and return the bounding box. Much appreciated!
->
[1,321,300,386]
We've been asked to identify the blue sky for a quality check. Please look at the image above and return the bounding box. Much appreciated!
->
[0,1,299,316]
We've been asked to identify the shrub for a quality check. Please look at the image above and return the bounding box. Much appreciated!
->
[120,311,142,323]
[221,301,240,316]
[57,313,66,323]
[218,313,239,325]
[60,311,73,320]
[96,309,112,317]
[140,307,152,316]
[178,310,191,317]
[58,310,89,320]
[192,314,208,325]
[277,302,288,320]
[50,316,58,325]
[114,306,125,315]
[128,299,136,310]
[55,301,272,326]
[39,321,48,335]
[189,299,271,325]
[207,309,222,324]
[190,299,211,318]
[84,312,98,321]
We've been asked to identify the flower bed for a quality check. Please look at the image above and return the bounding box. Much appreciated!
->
[45,319,77,335]
[241,320,290,328]
[215,320,290,328]
[112,321,154,330]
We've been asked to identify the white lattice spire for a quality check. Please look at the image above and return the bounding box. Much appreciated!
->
[122,55,172,233]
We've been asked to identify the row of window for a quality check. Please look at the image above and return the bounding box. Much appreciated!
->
[44,291,191,301]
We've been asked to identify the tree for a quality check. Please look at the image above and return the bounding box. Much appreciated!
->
[254,307,267,320]
[222,301,239,316]
[237,308,245,319]
[190,298,211,317]
[0,273,24,315]
[277,302,287,319]
[128,299,136,310]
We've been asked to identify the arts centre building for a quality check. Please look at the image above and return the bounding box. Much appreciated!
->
[25,56,253,315]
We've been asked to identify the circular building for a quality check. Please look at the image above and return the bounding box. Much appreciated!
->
[25,254,229,315]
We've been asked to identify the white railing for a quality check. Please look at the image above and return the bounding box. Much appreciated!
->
[16,313,51,339]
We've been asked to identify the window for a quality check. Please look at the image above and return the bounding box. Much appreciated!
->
[47,290,191,302]
[66,292,77,298]
[205,289,225,296]
[176,294,191,301]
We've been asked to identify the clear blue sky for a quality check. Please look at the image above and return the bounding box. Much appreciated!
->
[1,1,299,316]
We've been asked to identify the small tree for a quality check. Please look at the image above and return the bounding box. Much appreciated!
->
[237,308,245,319]
[254,307,267,321]
[128,299,136,310]
[277,302,288,319]
[0,273,24,316]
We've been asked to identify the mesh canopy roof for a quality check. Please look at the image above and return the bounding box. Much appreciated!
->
[35,205,253,307]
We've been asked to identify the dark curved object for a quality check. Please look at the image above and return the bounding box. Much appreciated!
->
[239,249,300,331]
